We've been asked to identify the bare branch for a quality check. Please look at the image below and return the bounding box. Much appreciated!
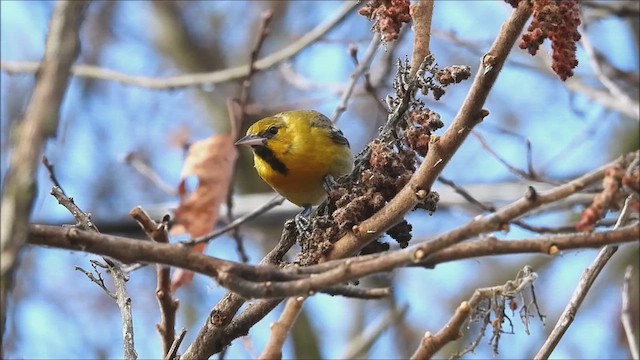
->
[26,217,639,300]
[622,266,640,360]
[52,173,139,359]
[535,195,637,359]
[130,207,178,358]
[0,2,358,90]
[412,266,540,358]
[259,296,305,359]
[165,328,187,360]
[409,0,434,78]
[579,24,639,121]
[0,0,89,342]
[330,33,381,124]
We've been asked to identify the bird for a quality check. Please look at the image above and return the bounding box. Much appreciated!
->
[235,110,353,231]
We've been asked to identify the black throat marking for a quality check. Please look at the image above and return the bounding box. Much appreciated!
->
[254,145,289,175]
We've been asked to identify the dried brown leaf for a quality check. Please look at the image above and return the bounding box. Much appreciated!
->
[170,134,238,289]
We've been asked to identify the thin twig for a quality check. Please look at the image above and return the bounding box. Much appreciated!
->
[42,155,63,189]
[165,328,187,360]
[45,157,137,360]
[413,266,539,358]
[130,207,178,358]
[226,10,273,263]
[185,195,285,246]
[437,176,585,234]
[330,33,381,123]
[622,266,640,360]
[534,196,635,359]
[352,47,390,114]
[50,186,100,232]
[579,24,639,121]
[0,2,359,90]
[471,130,542,181]
[74,262,114,298]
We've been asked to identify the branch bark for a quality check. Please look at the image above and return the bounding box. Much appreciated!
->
[0,0,89,343]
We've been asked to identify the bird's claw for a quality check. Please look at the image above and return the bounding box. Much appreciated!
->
[322,174,337,194]
[294,213,310,234]
[295,206,313,235]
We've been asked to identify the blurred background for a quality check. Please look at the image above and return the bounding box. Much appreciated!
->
[1,1,638,359]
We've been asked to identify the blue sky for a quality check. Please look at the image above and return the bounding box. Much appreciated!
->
[1,1,638,359]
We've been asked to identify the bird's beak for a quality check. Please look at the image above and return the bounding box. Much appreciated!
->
[234,134,266,147]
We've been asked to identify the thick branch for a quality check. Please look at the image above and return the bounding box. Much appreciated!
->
[26,220,639,300]
[0,0,89,342]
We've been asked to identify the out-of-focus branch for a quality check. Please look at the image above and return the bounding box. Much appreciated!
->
[226,9,273,263]
[330,33,381,123]
[340,304,409,359]
[579,25,639,121]
[0,0,89,344]
[0,2,358,90]
[471,130,547,182]
[124,153,177,196]
[533,41,640,121]
[258,296,305,360]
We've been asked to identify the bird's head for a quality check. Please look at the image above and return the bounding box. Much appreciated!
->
[235,114,292,155]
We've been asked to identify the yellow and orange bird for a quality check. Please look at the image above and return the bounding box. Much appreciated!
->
[235,110,353,228]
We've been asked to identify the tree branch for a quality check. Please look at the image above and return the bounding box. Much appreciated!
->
[130,207,178,358]
[534,195,636,359]
[326,0,534,259]
[0,0,89,344]
[258,296,305,360]
[0,2,358,90]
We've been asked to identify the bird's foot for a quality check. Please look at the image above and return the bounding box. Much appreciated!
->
[294,207,313,235]
[322,174,337,194]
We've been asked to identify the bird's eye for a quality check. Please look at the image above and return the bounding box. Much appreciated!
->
[267,126,279,135]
